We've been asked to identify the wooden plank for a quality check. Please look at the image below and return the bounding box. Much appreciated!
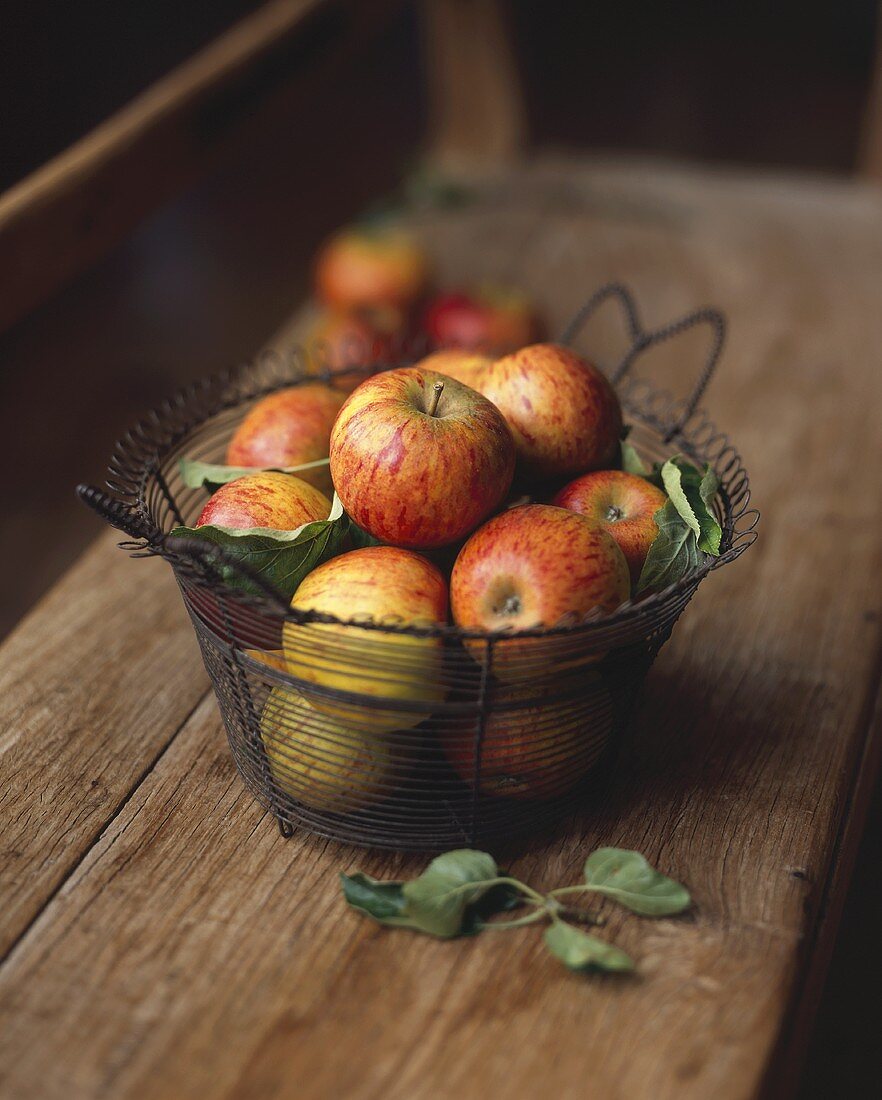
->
[0,0,403,334]
[421,0,527,168]
[0,694,798,1100]
[762,670,882,1097]
[0,532,207,959]
[1,157,882,1098]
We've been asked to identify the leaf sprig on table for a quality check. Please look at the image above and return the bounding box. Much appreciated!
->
[341,847,690,974]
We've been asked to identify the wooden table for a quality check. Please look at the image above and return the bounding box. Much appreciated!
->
[2,157,881,1100]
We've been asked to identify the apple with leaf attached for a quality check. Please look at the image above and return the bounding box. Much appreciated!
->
[196,471,331,531]
[553,469,667,586]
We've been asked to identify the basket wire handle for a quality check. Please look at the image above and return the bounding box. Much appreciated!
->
[77,484,292,615]
[76,484,160,543]
[164,536,294,616]
[561,282,726,441]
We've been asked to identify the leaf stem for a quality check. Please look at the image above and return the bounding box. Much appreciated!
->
[431,876,546,906]
[558,906,605,927]
[475,910,547,931]
[497,877,547,905]
[548,885,595,900]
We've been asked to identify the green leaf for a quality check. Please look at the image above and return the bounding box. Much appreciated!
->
[661,459,700,540]
[340,873,414,927]
[660,457,722,556]
[168,494,347,599]
[401,850,499,938]
[582,848,691,917]
[460,879,523,935]
[697,465,722,554]
[347,522,383,550]
[341,852,515,938]
[620,439,649,476]
[636,499,702,594]
[178,456,331,492]
[543,921,634,973]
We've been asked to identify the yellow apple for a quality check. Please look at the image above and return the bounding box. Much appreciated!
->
[283,546,448,731]
[260,687,395,812]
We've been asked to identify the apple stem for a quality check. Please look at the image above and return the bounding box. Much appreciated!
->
[428,381,444,417]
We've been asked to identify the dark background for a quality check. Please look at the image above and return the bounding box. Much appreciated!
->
[1,2,879,1094]
[1,2,878,191]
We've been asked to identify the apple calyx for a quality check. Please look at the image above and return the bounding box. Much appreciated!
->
[606,504,625,523]
[427,380,445,417]
[495,593,522,617]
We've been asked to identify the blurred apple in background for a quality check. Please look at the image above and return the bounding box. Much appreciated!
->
[305,305,406,392]
[283,546,448,731]
[226,383,345,494]
[450,503,630,679]
[260,686,395,812]
[412,349,492,391]
[314,226,429,312]
[475,344,622,479]
[422,285,542,354]
[196,471,331,530]
[553,469,667,586]
[443,674,614,799]
[330,367,515,548]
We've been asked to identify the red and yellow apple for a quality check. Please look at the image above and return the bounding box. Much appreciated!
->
[422,285,542,354]
[474,343,622,478]
[226,383,345,494]
[283,545,448,730]
[189,472,329,648]
[443,675,613,799]
[314,227,429,312]
[329,367,516,548]
[553,469,667,586]
[196,471,331,530]
[411,349,492,391]
[305,305,405,393]
[260,686,395,812]
[450,503,630,679]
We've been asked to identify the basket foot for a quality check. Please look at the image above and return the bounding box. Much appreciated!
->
[276,815,294,839]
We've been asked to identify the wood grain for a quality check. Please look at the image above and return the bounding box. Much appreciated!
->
[421,0,527,168]
[0,532,207,959]
[1,157,882,1099]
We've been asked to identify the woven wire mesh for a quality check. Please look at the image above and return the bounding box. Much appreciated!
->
[78,284,758,851]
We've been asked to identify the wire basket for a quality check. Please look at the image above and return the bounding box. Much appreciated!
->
[78,284,758,852]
